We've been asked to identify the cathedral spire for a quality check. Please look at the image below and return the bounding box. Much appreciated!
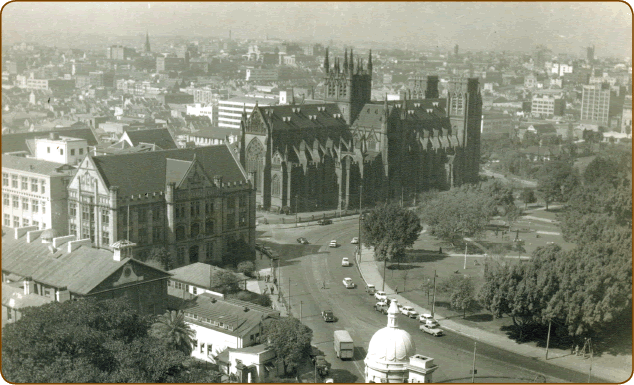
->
[324,48,329,74]
[145,31,151,53]
[349,48,354,74]
[367,50,373,73]
[343,48,348,74]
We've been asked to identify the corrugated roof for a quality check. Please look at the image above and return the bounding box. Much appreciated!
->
[2,155,77,176]
[124,128,177,150]
[91,145,247,197]
[2,128,99,154]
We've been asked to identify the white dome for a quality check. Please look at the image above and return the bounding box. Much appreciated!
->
[366,326,415,363]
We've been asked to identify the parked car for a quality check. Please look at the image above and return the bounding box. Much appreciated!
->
[341,257,350,267]
[342,277,356,289]
[374,301,389,314]
[374,291,387,301]
[419,313,436,324]
[366,284,376,295]
[321,310,335,322]
[297,237,309,244]
[400,306,418,318]
[318,219,333,225]
[425,320,441,328]
[329,240,338,248]
[351,237,359,244]
[420,323,444,336]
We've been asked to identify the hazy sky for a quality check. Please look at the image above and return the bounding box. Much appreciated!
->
[2,2,632,57]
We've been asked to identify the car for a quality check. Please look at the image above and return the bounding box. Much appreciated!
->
[366,284,376,295]
[297,237,309,244]
[374,301,389,314]
[342,277,356,289]
[400,306,419,318]
[351,237,359,244]
[419,313,435,323]
[341,257,350,267]
[420,323,444,336]
[324,378,334,383]
[374,291,387,301]
[329,240,338,248]
[321,310,335,322]
[425,320,440,328]
[318,219,333,225]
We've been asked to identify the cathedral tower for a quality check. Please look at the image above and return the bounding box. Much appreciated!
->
[323,48,372,124]
[145,31,151,53]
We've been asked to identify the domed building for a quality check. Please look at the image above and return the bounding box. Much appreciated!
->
[365,301,438,383]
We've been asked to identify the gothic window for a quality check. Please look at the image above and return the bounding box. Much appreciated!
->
[175,225,186,241]
[246,138,264,192]
[272,174,281,197]
[191,222,200,238]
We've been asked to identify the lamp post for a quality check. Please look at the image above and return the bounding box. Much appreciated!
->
[295,195,298,227]
[431,270,437,318]
[358,185,363,258]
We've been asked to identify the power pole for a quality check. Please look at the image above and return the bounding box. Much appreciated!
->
[545,319,552,360]
[431,270,437,318]
[471,342,477,383]
[288,277,291,313]
[587,339,593,383]
[464,243,468,270]
[277,258,281,301]
[358,185,363,258]
[382,258,387,291]
[300,301,303,323]
[295,195,298,227]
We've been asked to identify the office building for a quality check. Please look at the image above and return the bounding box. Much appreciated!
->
[245,68,279,82]
[581,84,610,125]
[218,97,278,130]
[531,95,566,117]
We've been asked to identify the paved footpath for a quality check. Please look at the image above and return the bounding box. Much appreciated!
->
[355,246,632,383]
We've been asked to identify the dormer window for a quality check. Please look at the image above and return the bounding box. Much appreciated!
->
[426,109,433,113]
[432,102,439,107]
[414,103,421,108]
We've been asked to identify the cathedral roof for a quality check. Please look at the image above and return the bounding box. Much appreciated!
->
[257,104,348,132]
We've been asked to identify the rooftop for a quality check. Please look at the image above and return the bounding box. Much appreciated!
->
[2,155,77,176]
[169,263,248,289]
[1,128,99,154]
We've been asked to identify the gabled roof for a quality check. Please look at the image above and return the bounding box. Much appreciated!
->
[169,262,248,289]
[123,128,177,149]
[91,145,247,197]
[256,103,347,132]
[1,232,170,295]
[2,155,77,176]
[1,128,99,154]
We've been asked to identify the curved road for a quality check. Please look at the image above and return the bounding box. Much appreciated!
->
[259,220,606,383]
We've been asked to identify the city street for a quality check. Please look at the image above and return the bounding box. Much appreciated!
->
[259,219,609,383]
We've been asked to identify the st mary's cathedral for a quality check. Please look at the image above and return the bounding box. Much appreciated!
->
[239,49,482,212]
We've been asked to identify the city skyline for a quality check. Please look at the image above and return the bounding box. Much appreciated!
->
[2,2,632,57]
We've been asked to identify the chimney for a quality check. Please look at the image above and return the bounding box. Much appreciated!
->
[213,175,223,187]
[56,286,71,303]
[112,240,136,262]
[49,132,59,140]
[23,276,33,295]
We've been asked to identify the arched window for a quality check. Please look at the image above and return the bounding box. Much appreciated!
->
[175,225,186,241]
[246,138,264,192]
[191,222,200,238]
[205,219,214,235]
[272,174,281,197]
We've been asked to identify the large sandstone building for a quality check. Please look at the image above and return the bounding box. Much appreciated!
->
[239,49,482,212]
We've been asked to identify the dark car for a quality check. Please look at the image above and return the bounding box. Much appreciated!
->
[297,237,309,244]
[321,310,335,322]
[317,219,333,225]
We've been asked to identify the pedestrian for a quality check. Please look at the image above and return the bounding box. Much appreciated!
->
[439,246,443,254]
[273,278,277,286]
[270,286,274,295]
[575,345,579,356]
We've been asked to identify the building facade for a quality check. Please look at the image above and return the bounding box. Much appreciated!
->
[245,68,279,82]
[239,49,481,212]
[218,97,278,130]
[2,155,75,234]
[531,95,566,117]
[65,145,256,267]
[581,84,610,125]
[34,133,89,165]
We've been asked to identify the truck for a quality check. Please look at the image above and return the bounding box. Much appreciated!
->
[334,330,354,360]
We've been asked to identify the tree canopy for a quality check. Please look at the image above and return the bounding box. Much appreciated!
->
[150,310,196,356]
[535,160,579,209]
[262,317,313,375]
[361,203,422,262]
[2,298,217,383]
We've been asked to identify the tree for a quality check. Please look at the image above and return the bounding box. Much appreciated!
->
[362,203,422,263]
[519,188,537,209]
[224,238,255,267]
[237,260,256,276]
[262,317,313,375]
[210,269,241,294]
[419,185,496,244]
[150,310,196,356]
[2,298,211,383]
[145,246,176,271]
[482,179,514,207]
[438,275,477,318]
[503,204,523,231]
[535,160,577,209]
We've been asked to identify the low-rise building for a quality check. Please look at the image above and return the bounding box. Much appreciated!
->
[2,155,75,233]
[531,95,565,117]
[34,133,89,165]
[481,112,513,137]
[187,103,215,121]
[245,68,279,82]
[186,128,240,146]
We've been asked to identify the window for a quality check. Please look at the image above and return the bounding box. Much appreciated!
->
[137,208,147,223]
[152,227,162,243]
[31,178,38,192]
[205,219,214,235]
[47,147,50,153]
[206,241,214,259]
[138,228,147,245]
[191,222,200,238]
[70,224,77,236]
[100,209,109,224]
[32,220,39,228]
[32,200,39,213]
[7,310,11,321]
[2,173,8,186]
[177,247,186,265]
[22,198,29,211]
[11,175,18,188]
[70,149,75,156]
[239,212,247,227]
[227,213,235,230]
[60,149,64,155]
[152,207,161,221]
[205,200,214,215]
[21,177,28,190]
[3,197,9,206]
[12,196,19,208]
[200,342,204,353]
[41,202,46,214]
[102,231,110,246]
[176,204,185,219]
[79,148,84,155]
[40,180,46,194]
[13,216,19,228]
[82,205,91,221]
[22,218,29,227]
[192,287,198,295]
[190,201,199,217]
[227,196,236,208]
[175,225,186,241]
[4,214,10,226]
[239,194,247,208]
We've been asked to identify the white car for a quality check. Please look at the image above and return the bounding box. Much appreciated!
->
[419,313,435,323]
[374,291,387,301]
[351,237,359,244]
[342,277,356,289]
[341,257,350,267]
[426,320,441,328]
[420,323,444,336]
[400,306,418,318]
[329,240,338,248]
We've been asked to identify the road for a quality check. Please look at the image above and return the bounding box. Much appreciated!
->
[259,220,607,383]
